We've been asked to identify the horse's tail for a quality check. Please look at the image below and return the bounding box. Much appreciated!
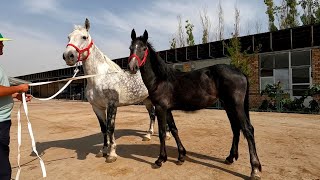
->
[244,75,250,121]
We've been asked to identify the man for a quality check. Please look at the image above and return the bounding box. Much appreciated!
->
[0,33,32,180]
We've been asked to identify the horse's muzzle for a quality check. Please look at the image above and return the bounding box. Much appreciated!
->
[129,65,138,74]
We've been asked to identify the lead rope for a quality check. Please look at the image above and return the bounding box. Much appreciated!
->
[15,64,122,179]
[15,66,81,179]
[16,93,47,180]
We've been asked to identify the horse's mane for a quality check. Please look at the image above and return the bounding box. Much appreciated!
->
[95,46,122,72]
[73,25,122,72]
[74,25,84,31]
[136,37,176,81]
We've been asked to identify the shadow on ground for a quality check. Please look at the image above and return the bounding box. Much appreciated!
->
[29,129,249,179]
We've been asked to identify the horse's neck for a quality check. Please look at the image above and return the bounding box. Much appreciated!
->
[82,45,122,76]
[141,52,167,90]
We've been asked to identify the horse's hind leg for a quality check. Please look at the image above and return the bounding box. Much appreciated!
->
[105,103,118,163]
[235,104,261,179]
[92,106,108,158]
[223,103,240,164]
[142,98,156,141]
[167,110,186,165]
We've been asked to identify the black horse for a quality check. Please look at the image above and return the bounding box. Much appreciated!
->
[128,29,262,179]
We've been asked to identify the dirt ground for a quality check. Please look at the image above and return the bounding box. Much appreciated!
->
[8,100,320,180]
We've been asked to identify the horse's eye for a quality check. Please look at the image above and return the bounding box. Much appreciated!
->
[143,47,147,51]
[82,36,87,40]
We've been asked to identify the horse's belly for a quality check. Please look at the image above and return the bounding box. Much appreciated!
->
[118,89,149,105]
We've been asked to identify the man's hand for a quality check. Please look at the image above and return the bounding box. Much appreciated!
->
[14,93,33,102]
[17,84,29,93]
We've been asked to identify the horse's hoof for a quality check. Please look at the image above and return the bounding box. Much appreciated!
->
[105,156,117,163]
[95,152,107,158]
[224,158,233,165]
[142,136,151,141]
[250,169,261,180]
[165,136,171,140]
[142,134,151,141]
[151,162,162,169]
[175,160,184,165]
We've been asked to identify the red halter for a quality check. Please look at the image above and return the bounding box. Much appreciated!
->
[67,40,94,62]
[128,48,149,67]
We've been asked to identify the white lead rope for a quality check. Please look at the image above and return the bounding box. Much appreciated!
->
[15,68,81,179]
[15,66,121,179]
[16,93,47,180]
[30,68,80,101]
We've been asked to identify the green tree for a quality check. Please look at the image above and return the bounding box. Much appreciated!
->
[185,20,195,46]
[224,6,258,79]
[286,0,300,28]
[169,37,177,49]
[299,0,320,25]
[264,0,278,31]
[274,0,299,29]
[225,35,253,78]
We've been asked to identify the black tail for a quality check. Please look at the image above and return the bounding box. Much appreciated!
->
[244,75,250,121]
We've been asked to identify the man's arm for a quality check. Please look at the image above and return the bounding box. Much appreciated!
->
[0,84,29,97]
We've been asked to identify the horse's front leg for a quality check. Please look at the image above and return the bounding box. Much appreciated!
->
[153,105,168,168]
[92,106,108,158]
[105,103,118,163]
[167,110,186,165]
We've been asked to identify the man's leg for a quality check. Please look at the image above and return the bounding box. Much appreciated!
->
[0,120,12,180]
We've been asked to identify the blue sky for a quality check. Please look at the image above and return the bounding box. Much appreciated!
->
[0,0,270,76]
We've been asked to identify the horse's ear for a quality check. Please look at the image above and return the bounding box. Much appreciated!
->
[143,30,148,41]
[131,29,136,40]
[85,18,90,31]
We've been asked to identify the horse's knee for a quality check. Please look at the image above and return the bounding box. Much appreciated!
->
[241,123,255,139]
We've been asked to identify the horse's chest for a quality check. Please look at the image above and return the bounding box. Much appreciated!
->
[85,88,111,108]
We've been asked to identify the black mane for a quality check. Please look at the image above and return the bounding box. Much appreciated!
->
[136,36,176,81]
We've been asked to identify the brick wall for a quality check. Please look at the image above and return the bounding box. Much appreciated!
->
[312,48,320,85]
[248,54,263,108]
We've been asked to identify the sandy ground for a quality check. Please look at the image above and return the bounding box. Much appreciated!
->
[8,100,320,180]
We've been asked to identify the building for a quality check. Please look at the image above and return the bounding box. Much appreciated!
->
[15,24,320,108]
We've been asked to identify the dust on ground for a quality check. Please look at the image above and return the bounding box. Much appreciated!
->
[9,100,320,180]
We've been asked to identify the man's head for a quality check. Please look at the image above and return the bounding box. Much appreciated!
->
[0,33,12,55]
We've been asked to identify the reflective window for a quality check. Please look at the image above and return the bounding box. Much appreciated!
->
[275,53,289,68]
[291,51,310,66]
[293,85,310,96]
[292,68,310,83]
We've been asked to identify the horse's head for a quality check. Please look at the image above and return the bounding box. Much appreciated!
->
[63,18,93,66]
[128,29,149,74]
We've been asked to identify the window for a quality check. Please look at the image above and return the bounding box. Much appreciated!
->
[260,53,289,90]
[293,85,310,96]
[291,51,310,66]
[292,68,310,84]
[261,77,274,90]
[291,50,311,96]
[274,69,289,91]
[260,54,273,68]
[275,53,289,68]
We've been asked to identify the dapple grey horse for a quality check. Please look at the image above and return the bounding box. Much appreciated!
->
[62,19,170,163]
